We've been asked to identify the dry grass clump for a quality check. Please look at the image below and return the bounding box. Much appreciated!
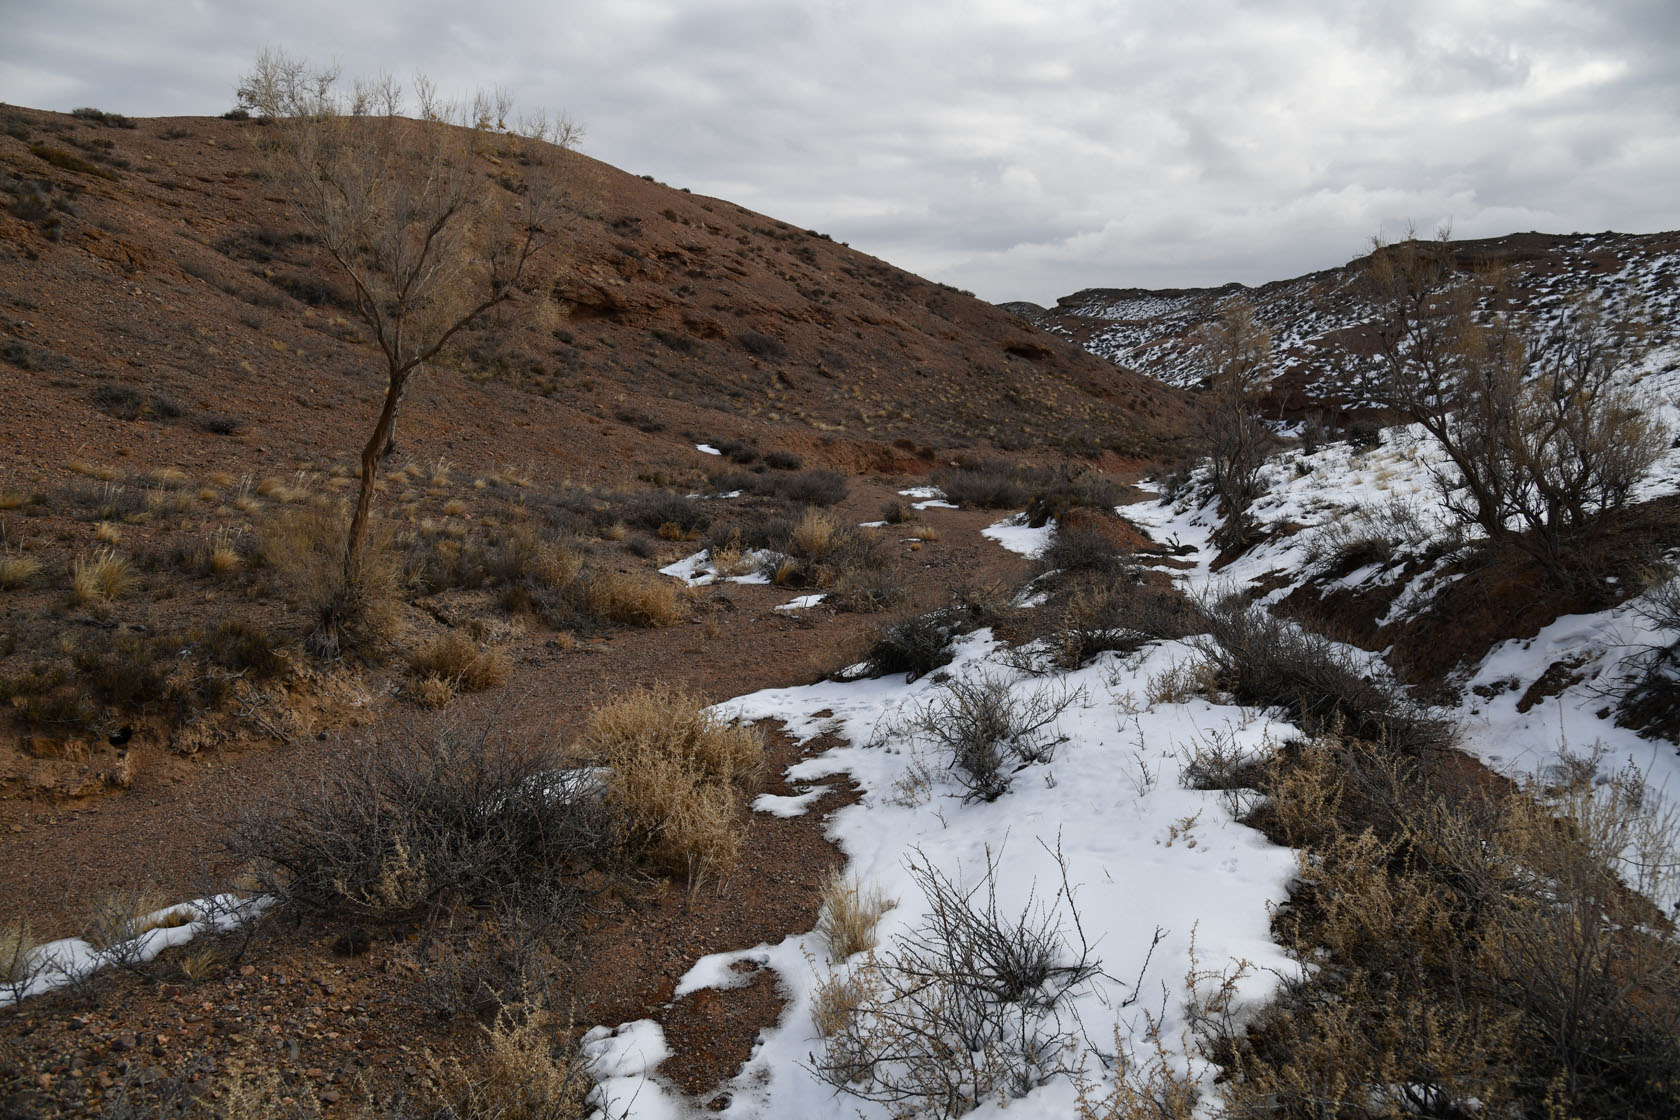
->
[441,1002,595,1120]
[1196,734,1680,1120]
[583,567,688,627]
[409,630,512,693]
[816,870,895,961]
[0,550,42,590]
[410,673,457,710]
[811,967,870,1040]
[260,503,401,657]
[581,687,764,884]
[94,520,122,544]
[70,546,134,603]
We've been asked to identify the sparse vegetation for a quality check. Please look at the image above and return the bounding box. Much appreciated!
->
[225,715,606,923]
[580,686,763,884]
[812,846,1102,1117]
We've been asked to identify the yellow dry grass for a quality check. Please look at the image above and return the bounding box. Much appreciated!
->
[71,547,134,603]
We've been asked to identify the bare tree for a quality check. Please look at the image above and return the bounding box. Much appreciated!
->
[1361,229,1666,579]
[1195,296,1276,551]
[236,50,581,645]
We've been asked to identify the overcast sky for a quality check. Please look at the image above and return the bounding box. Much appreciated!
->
[4,1,1677,304]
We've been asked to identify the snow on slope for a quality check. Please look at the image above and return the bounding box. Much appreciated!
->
[1034,232,1680,406]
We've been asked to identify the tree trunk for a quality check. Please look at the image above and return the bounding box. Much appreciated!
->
[344,368,408,592]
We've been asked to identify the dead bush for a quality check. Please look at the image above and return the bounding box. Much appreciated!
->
[580,687,763,884]
[851,607,976,682]
[911,674,1075,802]
[1191,595,1449,753]
[1614,573,1680,743]
[812,845,1101,1117]
[934,461,1031,509]
[1023,472,1126,528]
[409,630,512,692]
[224,716,607,923]
[763,510,888,590]
[1038,525,1135,582]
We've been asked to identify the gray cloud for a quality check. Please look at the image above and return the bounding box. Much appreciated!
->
[2,0,1675,304]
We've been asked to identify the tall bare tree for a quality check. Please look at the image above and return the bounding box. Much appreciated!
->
[237,50,581,645]
[1361,229,1666,579]
[1195,296,1277,551]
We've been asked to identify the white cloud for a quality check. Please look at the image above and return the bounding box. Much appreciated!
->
[2,0,1675,304]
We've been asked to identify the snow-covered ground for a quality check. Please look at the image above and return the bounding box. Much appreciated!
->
[583,631,1304,1118]
[592,358,1680,1116]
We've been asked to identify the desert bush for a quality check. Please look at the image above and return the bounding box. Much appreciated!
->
[580,687,763,884]
[911,674,1075,802]
[1195,297,1277,551]
[224,716,607,923]
[1038,525,1134,581]
[763,510,887,590]
[1613,573,1680,743]
[817,870,896,961]
[828,564,910,614]
[440,1000,595,1120]
[409,630,512,693]
[880,498,913,524]
[1362,235,1669,580]
[70,547,134,603]
[772,468,848,506]
[1023,472,1126,528]
[812,846,1101,1117]
[71,106,136,128]
[620,489,710,536]
[1190,595,1448,752]
[0,550,41,589]
[935,461,1030,509]
[737,329,786,358]
[853,607,975,682]
[1047,583,1183,670]
[582,567,687,627]
[763,449,803,471]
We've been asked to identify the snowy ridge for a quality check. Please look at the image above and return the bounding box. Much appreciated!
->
[1028,231,1680,405]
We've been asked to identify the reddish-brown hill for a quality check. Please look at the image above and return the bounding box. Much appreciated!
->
[0,105,1193,491]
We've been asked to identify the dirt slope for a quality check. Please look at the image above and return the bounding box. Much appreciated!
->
[0,103,1194,495]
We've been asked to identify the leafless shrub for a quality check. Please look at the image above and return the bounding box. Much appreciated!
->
[1194,298,1276,552]
[811,843,1102,1117]
[910,674,1076,802]
[849,607,976,682]
[1190,595,1449,753]
[224,715,607,923]
[1361,231,1670,582]
[1613,573,1680,743]
[439,999,595,1120]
